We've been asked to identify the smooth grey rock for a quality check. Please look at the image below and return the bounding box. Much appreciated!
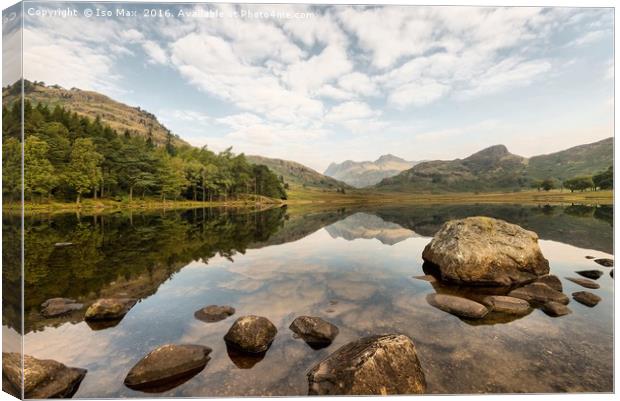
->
[422,217,549,286]
[426,294,488,319]
[572,291,601,307]
[307,334,426,395]
[224,315,277,353]
[508,282,569,305]
[2,352,86,398]
[194,305,235,323]
[289,316,339,347]
[566,277,600,289]
[124,344,211,391]
[482,295,531,315]
[541,301,572,317]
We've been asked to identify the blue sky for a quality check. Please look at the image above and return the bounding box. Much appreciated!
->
[11,2,614,171]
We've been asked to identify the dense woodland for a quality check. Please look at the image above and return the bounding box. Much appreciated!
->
[2,100,287,204]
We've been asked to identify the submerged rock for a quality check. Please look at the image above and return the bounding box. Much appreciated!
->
[422,217,549,286]
[41,298,83,318]
[585,255,596,259]
[535,275,563,292]
[54,242,73,247]
[289,316,339,348]
[2,352,86,398]
[611,269,614,278]
[426,294,488,319]
[566,277,600,289]
[124,344,211,392]
[572,291,601,307]
[508,282,569,305]
[576,270,603,280]
[194,305,235,323]
[307,334,426,395]
[594,258,614,267]
[84,298,136,321]
[482,295,531,316]
[413,275,437,283]
[541,301,572,317]
[224,315,277,353]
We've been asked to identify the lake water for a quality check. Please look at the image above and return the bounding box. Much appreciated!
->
[2,203,614,396]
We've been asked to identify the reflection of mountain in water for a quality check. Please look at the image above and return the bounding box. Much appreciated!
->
[325,212,418,245]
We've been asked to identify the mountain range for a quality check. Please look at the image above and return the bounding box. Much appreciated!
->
[324,154,419,188]
[375,139,613,192]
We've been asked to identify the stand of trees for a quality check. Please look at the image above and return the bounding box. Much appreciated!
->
[2,100,287,204]
[563,166,613,193]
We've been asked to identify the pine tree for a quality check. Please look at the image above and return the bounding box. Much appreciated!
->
[66,138,103,204]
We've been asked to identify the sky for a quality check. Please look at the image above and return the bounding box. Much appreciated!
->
[5,2,615,172]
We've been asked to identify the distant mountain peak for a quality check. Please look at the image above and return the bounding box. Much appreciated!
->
[376,154,406,163]
[465,144,510,161]
[324,154,419,188]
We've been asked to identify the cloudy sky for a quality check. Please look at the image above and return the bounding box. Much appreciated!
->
[10,2,615,171]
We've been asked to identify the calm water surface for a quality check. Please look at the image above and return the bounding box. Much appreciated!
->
[3,203,614,396]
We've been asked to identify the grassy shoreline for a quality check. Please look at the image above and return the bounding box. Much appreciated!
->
[4,189,612,215]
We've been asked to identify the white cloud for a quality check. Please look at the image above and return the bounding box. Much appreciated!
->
[121,29,144,42]
[142,40,169,65]
[388,80,449,108]
[338,72,378,97]
[566,30,607,47]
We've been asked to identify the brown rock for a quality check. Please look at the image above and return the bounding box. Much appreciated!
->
[124,344,211,392]
[576,270,603,280]
[572,291,601,307]
[541,301,572,317]
[422,217,549,286]
[566,277,600,289]
[194,305,235,323]
[290,316,339,347]
[84,298,136,321]
[307,334,426,395]
[224,315,277,353]
[426,294,488,319]
[41,298,83,318]
[594,258,614,267]
[413,275,436,283]
[536,274,563,292]
[482,295,531,315]
[2,353,86,398]
[508,282,569,305]
[585,255,595,259]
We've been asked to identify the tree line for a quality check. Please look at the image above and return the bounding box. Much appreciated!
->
[2,100,287,204]
[530,166,613,193]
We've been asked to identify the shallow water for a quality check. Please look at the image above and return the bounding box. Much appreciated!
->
[3,203,614,396]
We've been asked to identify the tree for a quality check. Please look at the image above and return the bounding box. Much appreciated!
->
[593,166,613,190]
[24,136,57,202]
[563,176,594,192]
[66,138,103,204]
[3,137,21,203]
[541,178,556,191]
[530,179,543,191]
[159,156,187,201]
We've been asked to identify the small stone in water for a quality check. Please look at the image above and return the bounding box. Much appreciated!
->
[565,277,600,289]
[541,301,572,317]
[572,291,601,307]
[576,270,603,280]
[594,258,614,267]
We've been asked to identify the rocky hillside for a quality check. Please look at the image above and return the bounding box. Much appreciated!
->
[3,80,187,147]
[246,155,350,190]
[325,154,418,188]
[375,139,613,193]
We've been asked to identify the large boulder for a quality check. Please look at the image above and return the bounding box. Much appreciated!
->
[508,283,569,305]
[84,298,136,321]
[124,344,211,392]
[224,315,277,353]
[194,305,235,323]
[289,316,339,348]
[307,334,426,395]
[2,353,86,398]
[41,298,83,318]
[422,217,549,286]
[427,294,488,319]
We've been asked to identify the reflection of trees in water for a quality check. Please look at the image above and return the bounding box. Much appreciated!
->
[5,206,288,332]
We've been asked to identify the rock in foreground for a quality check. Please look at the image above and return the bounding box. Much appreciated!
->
[224,315,277,353]
[289,316,339,347]
[124,344,211,392]
[566,277,600,289]
[194,305,235,323]
[2,352,86,398]
[307,334,426,395]
[541,301,572,317]
[422,217,549,286]
[572,291,601,307]
[482,295,531,316]
[535,275,563,292]
[508,283,569,305]
[427,294,488,319]
[41,298,83,318]
[594,258,614,267]
[84,298,137,321]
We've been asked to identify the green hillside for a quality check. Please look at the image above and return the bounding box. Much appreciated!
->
[3,80,187,147]
[246,155,350,191]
